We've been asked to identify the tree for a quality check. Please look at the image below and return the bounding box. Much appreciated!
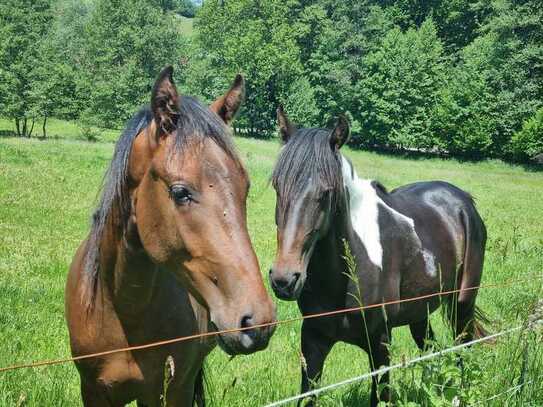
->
[193,0,303,135]
[479,0,543,157]
[31,44,79,137]
[431,35,497,157]
[354,19,445,150]
[432,0,543,158]
[176,0,197,17]
[154,0,197,17]
[299,2,392,124]
[373,0,491,52]
[282,77,320,127]
[0,0,52,137]
[80,0,186,127]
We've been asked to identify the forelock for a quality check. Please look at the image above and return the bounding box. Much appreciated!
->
[272,128,343,211]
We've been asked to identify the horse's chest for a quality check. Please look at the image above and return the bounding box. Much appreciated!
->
[89,284,213,402]
[98,353,145,387]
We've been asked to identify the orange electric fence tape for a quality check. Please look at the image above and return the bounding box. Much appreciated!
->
[0,273,541,374]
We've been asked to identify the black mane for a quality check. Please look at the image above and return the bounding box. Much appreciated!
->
[83,97,240,309]
[272,128,343,212]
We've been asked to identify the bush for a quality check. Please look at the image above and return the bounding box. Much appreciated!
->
[510,107,543,160]
[281,78,320,127]
[78,124,102,142]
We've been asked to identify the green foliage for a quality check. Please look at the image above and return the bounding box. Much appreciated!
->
[281,78,320,127]
[510,107,543,160]
[0,0,542,156]
[154,0,197,17]
[376,0,492,51]
[389,345,486,406]
[479,0,543,157]
[431,35,497,157]
[35,0,95,122]
[31,36,80,135]
[193,0,303,133]
[301,2,392,123]
[355,19,445,150]
[177,0,197,17]
[79,0,187,128]
[0,0,52,137]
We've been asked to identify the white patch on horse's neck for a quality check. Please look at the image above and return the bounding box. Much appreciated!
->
[341,155,434,276]
[341,156,383,269]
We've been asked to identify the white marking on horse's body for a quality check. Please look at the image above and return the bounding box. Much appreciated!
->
[341,156,383,269]
[422,250,437,277]
[341,156,436,277]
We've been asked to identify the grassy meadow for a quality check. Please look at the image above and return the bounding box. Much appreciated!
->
[0,120,542,406]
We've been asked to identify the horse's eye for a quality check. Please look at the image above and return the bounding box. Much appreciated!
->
[170,185,192,205]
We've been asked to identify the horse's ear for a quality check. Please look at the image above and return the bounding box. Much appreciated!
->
[277,105,296,143]
[210,74,245,124]
[329,115,350,151]
[151,65,179,140]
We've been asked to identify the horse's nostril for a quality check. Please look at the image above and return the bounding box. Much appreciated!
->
[273,276,290,289]
[240,314,258,342]
[241,314,253,329]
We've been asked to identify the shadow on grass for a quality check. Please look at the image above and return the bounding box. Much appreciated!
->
[234,130,543,172]
[0,132,56,141]
[351,144,543,172]
[0,129,17,138]
[518,161,543,173]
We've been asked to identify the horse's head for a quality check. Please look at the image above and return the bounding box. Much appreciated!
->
[270,106,351,300]
[129,67,276,355]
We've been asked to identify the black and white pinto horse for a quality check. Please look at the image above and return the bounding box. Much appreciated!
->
[270,107,489,406]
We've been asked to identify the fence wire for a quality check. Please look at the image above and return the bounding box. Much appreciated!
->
[263,326,524,407]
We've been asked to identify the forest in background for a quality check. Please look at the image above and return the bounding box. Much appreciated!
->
[0,0,542,161]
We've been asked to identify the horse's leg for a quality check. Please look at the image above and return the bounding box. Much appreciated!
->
[193,368,205,407]
[164,371,197,407]
[298,322,334,407]
[452,208,487,343]
[368,330,391,407]
[409,318,435,351]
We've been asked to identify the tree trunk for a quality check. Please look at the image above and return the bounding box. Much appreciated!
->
[15,118,21,137]
[42,116,47,138]
[22,118,27,138]
[28,118,35,138]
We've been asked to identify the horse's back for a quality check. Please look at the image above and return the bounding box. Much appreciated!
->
[391,181,475,210]
[390,180,485,245]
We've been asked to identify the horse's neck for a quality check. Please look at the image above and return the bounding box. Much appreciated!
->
[308,195,380,306]
[307,203,352,298]
[99,222,158,320]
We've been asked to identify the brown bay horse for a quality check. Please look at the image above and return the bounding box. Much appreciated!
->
[269,107,489,406]
[65,67,276,406]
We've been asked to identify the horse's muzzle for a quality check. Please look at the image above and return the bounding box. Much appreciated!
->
[215,316,276,355]
[269,267,303,301]
[238,315,276,353]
